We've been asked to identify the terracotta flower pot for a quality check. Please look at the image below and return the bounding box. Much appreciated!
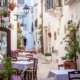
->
[9,5,15,11]
[48,33,51,37]
[64,61,77,69]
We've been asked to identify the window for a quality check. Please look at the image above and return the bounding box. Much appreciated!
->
[45,0,53,11]
[35,19,38,27]
[22,17,27,31]
[31,23,33,32]
[0,0,7,6]
[34,41,35,45]
[45,0,62,11]
[18,0,24,4]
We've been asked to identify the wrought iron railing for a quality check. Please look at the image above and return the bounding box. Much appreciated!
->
[0,0,8,7]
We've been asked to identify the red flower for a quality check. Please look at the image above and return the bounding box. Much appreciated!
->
[20,23,24,26]
[7,11,10,17]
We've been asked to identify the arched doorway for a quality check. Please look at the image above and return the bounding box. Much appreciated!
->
[0,27,11,57]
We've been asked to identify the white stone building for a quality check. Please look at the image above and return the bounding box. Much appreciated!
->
[0,0,17,50]
[42,0,80,70]
[32,0,42,52]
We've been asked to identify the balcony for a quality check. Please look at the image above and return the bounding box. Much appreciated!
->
[64,0,75,5]
[0,0,8,10]
[45,0,63,13]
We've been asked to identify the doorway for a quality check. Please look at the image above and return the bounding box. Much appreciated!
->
[0,27,11,57]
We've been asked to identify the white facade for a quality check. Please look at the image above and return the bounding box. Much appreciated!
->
[42,0,80,70]
[10,0,17,50]
[32,0,42,52]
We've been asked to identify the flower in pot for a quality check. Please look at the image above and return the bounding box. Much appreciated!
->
[45,53,52,61]
[8,23,13,29]
[2,9,9,22]
[20,23,24,27]
[48,32,51,37]
[60,22,80,69]
[9,1,16,11]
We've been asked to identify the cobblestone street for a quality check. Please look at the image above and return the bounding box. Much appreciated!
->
[37,53,58,80]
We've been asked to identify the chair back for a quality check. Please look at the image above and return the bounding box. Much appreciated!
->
[29,58,38,69]
[58,64,71,70]
[68,71,80,80]
[11,57,17,61]
[26,54,33,58]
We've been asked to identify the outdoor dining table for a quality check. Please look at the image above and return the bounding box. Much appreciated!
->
[17,57,29,61]
[47,69,77,80]
[12,61,34,72]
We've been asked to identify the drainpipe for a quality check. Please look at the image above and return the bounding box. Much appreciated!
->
[41,0,44,54]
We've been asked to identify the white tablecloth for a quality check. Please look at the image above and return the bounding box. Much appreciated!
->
[18,52,37,58]
[47,69,77,80]
[18,52,30,57]
[12,61,33,72]
[17,57,29,61]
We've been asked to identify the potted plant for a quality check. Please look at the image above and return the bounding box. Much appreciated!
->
[60,22,80,69]
[8,23,13,29]
[45,53,52,61]
[2,9,9,22]
[0,57,21,80]
[9,1,16,11]
[2,10,8,17]
[48,32,51,37]
[0,57,14,80]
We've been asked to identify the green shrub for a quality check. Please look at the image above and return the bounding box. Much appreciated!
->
[45,53,52,56]
[2,10,8,17]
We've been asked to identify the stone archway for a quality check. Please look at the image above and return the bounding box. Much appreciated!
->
[0,27,11,56]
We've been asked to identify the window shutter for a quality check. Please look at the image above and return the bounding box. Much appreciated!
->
[50,0,53,8]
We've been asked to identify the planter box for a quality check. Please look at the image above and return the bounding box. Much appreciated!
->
[45,56,52,61]
[64,61,77,69]
[4,17,9,22]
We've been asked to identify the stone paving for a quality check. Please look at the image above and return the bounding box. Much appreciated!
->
[37,53,58,80]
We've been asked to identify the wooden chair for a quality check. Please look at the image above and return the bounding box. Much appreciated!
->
[26,58,38,80]
[11,51,18,58]
[58,64,71,70]
[26,54,33,58]
[68,71,80,80]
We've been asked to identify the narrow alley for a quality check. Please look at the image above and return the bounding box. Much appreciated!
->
[37,53,58,80]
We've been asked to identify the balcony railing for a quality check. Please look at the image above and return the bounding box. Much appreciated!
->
[64,0,75,5]
[45,0,63,11]
[0,0,8,7]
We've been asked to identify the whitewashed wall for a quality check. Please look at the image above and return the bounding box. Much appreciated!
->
[32,0,42,52]
[10,0,17,50]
